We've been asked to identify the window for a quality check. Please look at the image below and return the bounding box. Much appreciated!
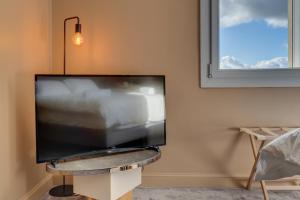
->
[200,0,300,88]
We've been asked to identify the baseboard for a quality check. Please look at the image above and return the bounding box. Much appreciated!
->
[18,172,254,199]
[19,175,54,200]
[141,173,252,188]
[55,173,250,188]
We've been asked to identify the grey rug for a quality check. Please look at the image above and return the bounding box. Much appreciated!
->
[43,187,300,200]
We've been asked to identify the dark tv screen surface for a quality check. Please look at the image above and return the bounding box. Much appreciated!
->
[35,75,166,163]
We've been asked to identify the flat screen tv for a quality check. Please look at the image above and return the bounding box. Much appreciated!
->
[35,75,166,163]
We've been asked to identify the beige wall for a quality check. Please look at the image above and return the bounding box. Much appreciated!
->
[52,0,300,186]
[0,0,51,199]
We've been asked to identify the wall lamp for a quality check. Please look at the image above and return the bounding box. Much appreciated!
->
[63,16,84,74]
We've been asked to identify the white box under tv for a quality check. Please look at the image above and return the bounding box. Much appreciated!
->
[73,167,141,200]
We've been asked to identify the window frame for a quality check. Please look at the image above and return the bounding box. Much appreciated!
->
[200,0,300,88]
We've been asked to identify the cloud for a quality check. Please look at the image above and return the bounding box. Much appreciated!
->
[220,56,288,69]
[255,57,288,69]
[220,56,250,69]
[220,0,288,28]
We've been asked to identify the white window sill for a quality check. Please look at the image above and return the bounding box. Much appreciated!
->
[201,69,300,88]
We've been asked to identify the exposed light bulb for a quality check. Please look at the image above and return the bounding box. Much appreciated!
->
[72,32,84,46]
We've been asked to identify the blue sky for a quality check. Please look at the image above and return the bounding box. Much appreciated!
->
[219,0,288,69]
[220,21,288,65]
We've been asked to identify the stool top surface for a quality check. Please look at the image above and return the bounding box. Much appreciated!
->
[46,149,161,176]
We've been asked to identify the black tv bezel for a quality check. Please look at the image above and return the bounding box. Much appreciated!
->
[35,74,166,163]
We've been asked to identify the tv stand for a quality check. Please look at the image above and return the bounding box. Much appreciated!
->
[49,147,160,165]
[50,160,58,168]
[46,149,161,200]
[49,184,73,197]
[48,160,74,197]
[146,146,160,152]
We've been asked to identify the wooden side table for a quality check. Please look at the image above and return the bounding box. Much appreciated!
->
[46,149,161,200]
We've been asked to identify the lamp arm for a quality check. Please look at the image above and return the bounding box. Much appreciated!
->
[64,16,80,24]
[64,16,81,75]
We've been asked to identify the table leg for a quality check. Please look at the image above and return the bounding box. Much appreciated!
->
[118,191,132,200]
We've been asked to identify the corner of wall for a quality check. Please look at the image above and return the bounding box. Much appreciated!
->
[19,175,54,200]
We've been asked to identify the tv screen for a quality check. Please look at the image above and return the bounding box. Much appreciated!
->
[35,75,166,163]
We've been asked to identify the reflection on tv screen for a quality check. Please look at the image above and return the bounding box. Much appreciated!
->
[35,75,166,163]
